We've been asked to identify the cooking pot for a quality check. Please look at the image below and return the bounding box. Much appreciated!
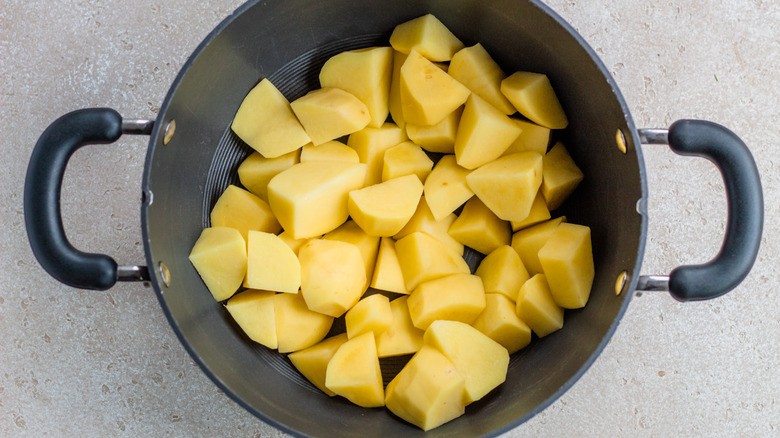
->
[24,0,763,436]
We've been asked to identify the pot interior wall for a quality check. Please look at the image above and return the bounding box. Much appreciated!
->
[141,0,646,436]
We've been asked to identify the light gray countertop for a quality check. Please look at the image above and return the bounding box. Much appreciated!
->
[2,0,778,436]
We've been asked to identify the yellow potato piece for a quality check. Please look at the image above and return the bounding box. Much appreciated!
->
[466,151,543,222]
[290,87,371,145]
[381,141,434,183]
[348,174,424,237]
[541,142,584,210]
[319,46,394,128]
[389,51,408,128]
[385,345,467,431]
[502,119,551,156]
[377,296,424,357]
[454,94,522,170]
[323,220,380,293]
[210,185,281,241]
[407,273,486,330]
[501,71,568,129]
[447,196,511,255]
[299,239,366,317]
[510,192,551,231]
[474,245,530,302]
[288,333,349,397]
[370,237,408,294]
[231,78,311,158]
[405,106,462,154]
[325,332,385,408]
[237,150,300,202]
[345,294,393,339]
[389,14,464,62]
[510,216,566,275]
[400,50,471,126]
[348,122,408,186]
[300,141,360,164]
[188,227,247,301]
[274,292,333,353]
[394,196,463,255]
[267,161,367,239]
[516,274,563,338]
[277,230,317,256]
[225,290,277,349]
[423,154,474,221]
[246,231,301,294]
[538,223,594,309]
[395,232,471,292]
[448,43,515,115]
[424,320,509,403]
[472,293,532,354]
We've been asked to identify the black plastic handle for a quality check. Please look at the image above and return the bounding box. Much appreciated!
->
[24,108,124,290]
[666,119,763,301]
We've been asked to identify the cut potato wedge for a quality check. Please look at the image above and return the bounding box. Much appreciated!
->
[291,87,371,145]
[188,227,247,301]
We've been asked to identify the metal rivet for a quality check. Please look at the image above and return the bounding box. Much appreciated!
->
[615,271,628,296]
[159,261,171,287]
[616,128,628,154]
[163,120,176,145]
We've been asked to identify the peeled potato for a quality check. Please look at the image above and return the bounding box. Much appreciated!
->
[501,71,568,129]
[389,14,464,62]
[400,50,471,126]
[188,227,247,302]
[291,87,371,145]
[466,151,543,222]
[348,174,424,237]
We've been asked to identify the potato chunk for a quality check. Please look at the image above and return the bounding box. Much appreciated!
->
[290,87,371,145]
[510,192,551,231]
[472,293,532,354]
[382,141,434,183]
[423,154,474,221]
[389,51,408,128]
[245,231,301,294]
[405,106,462,154]
[188,227,246,301]
[538,223,594,309]
[501,71,568,129]
[385,345,467,431]
[466,151,543,222]
[210,185,281,241]
[503,119,551,156]
[510,216,566,275]
[288,333,349,397]
[454,94,522,170]
[389,14,464,62]
[377,296,424,357]
[299,239,366,317]
[394,196,463,255]
[400,50,471,126]
[325,332,385,408]
[348,122,408,186]
[237,150,299,202]
[319,46,394,128]
[300,141,360,164]
[541,142,584,210]
[474,245,530,302]
[370,237,408,294]
[274,292,334,353]
[424,320,509,403]
[231,78,311,158]
[348,174,424,237]
[225,290,277,349]
[267,161,367,239]
[515,274,563,338]
[395,232,470,292]
[447,196,511,255]
[448,43,515,115]
[323,220,380,293]
[345,294,393,339]
[407,273,486,330]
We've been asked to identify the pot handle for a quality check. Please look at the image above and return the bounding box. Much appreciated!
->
[637,120,763,301]
[24,108,153,290]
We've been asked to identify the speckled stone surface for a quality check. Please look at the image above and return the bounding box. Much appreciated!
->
[1,0,778,436]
